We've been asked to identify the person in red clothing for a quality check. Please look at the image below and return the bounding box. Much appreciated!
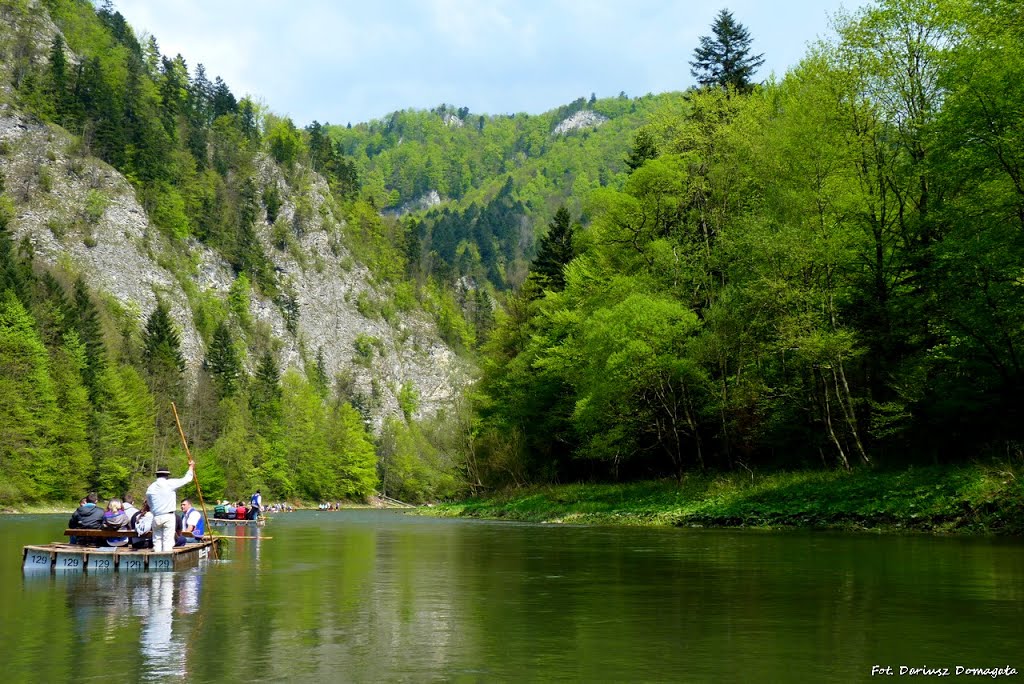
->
[236,502,247,520]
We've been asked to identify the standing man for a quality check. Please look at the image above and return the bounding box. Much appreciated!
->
[250,489,262,520]
[146,461,194,552]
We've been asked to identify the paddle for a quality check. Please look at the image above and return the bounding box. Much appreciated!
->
[171,402,218,560]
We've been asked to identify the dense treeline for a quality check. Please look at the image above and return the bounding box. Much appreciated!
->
[472,0,1024,486]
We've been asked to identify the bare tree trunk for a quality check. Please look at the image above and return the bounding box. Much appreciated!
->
[819,368,851,471]
[833,361,870,465]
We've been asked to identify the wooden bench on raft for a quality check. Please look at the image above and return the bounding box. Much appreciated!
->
[64,528,151,540]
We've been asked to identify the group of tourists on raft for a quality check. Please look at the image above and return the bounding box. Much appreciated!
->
[212,498,264,520]
[67,461,264,551]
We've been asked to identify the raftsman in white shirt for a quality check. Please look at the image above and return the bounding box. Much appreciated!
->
[145,467,194,515]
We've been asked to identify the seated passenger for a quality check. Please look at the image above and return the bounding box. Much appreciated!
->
[69,492,105,546]
[132,501,154,549]
[236,502,247,520]
[177,498,205,545]
[103,498,129,547]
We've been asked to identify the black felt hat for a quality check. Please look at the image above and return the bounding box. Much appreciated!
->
[155,466,171,476]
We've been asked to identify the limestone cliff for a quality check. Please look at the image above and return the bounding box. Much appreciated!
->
[0,106,466,426]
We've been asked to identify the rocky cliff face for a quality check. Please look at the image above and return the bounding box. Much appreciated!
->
[0,107,466,427]
[553,110,609,136]
[0,2,466,428]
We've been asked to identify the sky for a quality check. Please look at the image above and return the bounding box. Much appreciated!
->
[112,0,857,127]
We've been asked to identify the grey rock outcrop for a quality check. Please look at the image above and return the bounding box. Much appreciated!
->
[553,110,609,136]
[0,110,466,428]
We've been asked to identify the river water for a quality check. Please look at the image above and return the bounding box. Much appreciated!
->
[1,511,1022,682]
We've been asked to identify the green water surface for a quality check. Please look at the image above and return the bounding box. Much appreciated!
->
[1,511,1021,682]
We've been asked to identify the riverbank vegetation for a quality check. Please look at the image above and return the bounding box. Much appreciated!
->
[426,463,1024,535]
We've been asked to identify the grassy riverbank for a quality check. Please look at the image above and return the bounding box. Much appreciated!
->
[423,463,1024,535]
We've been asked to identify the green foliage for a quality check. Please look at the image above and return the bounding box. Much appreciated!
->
[204,395,258,497]
[397,380,419,421]
[227,273,253,329]
[352,333,381,365]
[527,206,576,291]
[205,320,242,398]
[0,290,57,501]
[378,416,460,503]
[471,0,1024,487]
[84,189,108,224]
[265,115,305,171]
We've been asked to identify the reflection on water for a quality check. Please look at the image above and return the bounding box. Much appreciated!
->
[130,571,201,681]
[4,513,1023,682]
[46,567,204,682]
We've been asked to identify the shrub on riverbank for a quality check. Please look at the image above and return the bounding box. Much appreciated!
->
[425,463,1024,535]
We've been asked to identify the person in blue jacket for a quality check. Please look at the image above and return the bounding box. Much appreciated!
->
[249,490,263,520]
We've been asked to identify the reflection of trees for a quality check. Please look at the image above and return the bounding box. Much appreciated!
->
[27,515,1022,680]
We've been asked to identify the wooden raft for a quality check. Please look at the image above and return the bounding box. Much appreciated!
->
[208,516,267,527]
[23,529,219,573]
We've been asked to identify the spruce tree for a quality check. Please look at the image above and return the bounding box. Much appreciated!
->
[530,206,576,291]
[71,277,107,401]
[142,300,184,461]
[690,9,765,93]
[250,350,283,430]
[142,299,185,404]
[625,129,659,173]
[205,320,241,398]
[47,35,69,124]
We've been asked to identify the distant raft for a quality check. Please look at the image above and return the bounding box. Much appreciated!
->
[208,516,267,527]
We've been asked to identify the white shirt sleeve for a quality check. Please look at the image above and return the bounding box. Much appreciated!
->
[166,467,195,490]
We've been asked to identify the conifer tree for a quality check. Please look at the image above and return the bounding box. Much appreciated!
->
[250,350,282,431]
[71,277,107,401]
[690,9,765,93]
[530,206,576,291]
[142,299,185,399]
[47,35,69,124]
[142,300,184,461]
[205,320,241,398]
[625,129,659,173]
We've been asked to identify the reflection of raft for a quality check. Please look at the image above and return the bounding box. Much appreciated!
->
[22,537,219,573]
[208,516,267,527]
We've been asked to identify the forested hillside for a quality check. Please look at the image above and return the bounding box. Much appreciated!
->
[470,0,1024,486]
[324,94,678,294]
